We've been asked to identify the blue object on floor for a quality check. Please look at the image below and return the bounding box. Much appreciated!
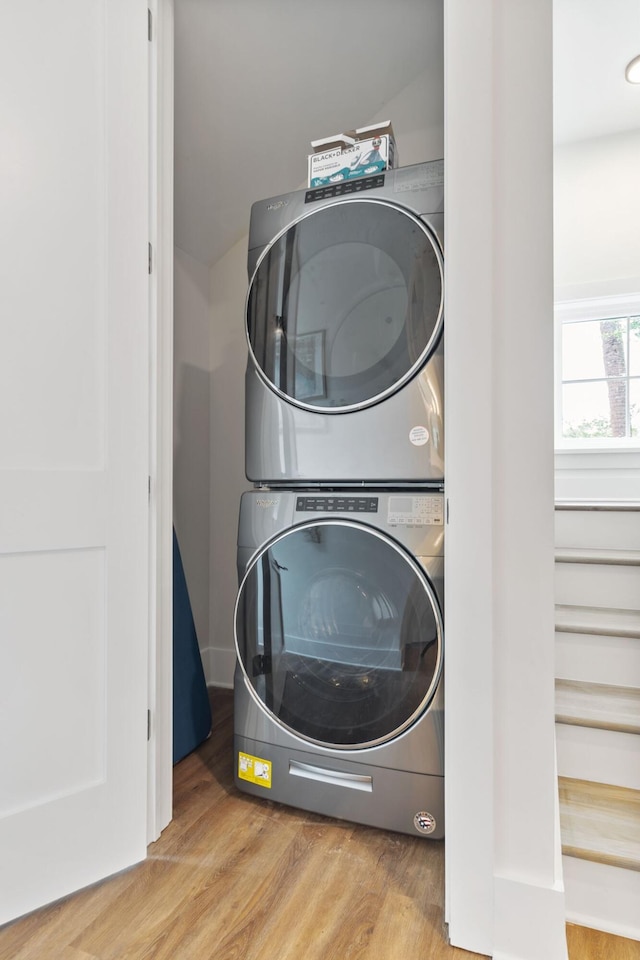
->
[173,527,212,764]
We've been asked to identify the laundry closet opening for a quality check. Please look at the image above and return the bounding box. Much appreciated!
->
[171,0,447,887]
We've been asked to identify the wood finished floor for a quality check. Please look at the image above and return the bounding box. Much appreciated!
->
[0,688,638,960]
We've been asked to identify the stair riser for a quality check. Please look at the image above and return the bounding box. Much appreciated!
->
[556,724,640,792]
[556,510,640,552]
[556,631,640,687]
[563,856,640,943]
[555,562,640,610]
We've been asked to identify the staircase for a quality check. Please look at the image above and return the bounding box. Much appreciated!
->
[555,502,640,940]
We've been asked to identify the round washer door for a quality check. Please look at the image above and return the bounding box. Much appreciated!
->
[234,520,443,749]
[246,199,443,413]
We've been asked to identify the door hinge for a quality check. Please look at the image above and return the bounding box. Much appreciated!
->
[148,242,153,275]
[148,475,152,500]
[148,9,152,41]
[446,498,450,524]
[147,709,151,741]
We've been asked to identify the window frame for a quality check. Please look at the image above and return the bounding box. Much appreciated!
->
[555,291,640,451]
[554,288,640,502]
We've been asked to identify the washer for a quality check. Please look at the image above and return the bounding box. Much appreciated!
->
[234,489,444,839]
[245,160,444,487]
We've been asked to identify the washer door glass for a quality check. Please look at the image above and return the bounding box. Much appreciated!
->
[235,520,443,749]
[246,200,443,412]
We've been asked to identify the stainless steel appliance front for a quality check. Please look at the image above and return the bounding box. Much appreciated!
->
[233,489,445,838]
[245,161,445,486]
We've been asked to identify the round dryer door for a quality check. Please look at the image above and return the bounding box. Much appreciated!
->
[246,199,443,413]
[234,520,443,749]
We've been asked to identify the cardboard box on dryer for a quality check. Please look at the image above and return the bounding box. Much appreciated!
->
[307,121,397,188]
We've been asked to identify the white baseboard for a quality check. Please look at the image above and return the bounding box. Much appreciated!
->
[563,856,640,942]
[554,451,640,505]
[493,875,568,960]
[200,644,235,689]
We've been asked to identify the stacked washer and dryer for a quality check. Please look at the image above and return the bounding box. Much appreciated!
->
[233,160,446,839]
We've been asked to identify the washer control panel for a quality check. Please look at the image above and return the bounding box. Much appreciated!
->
[295,496,379,514]
[387,495,444,526]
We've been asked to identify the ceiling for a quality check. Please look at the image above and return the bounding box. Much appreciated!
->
[553,0,640,145]
[174,0,640,267]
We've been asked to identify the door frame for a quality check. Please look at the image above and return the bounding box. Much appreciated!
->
[148,0,175,842]
[154,3,566,958]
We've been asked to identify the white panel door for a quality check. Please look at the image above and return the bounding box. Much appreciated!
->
[0,0,150,923]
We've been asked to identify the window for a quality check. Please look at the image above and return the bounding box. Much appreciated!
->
[556,294,640,447]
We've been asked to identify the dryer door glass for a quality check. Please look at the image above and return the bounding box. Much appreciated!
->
[247,200,443,412]
[235,520,443,749]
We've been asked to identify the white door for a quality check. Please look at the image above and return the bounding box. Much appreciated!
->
[0,0,151,923]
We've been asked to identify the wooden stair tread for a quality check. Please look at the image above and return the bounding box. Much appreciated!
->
[555,547,640,566]
[559,777,640,872]
[555,500,640,512]
[556,679,640,734]
[555,604,640,639]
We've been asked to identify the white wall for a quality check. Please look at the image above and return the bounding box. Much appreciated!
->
[368,66,444,164]
[554,130,640,500]
[173,245,212,651]
[554,129,640,295]
[204,68,445,688]
[206,240,248,685]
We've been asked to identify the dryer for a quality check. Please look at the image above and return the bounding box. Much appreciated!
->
[245,160,444,487]
[234,488,444,838]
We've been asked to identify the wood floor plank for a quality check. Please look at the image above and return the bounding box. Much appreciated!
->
[202,818,355,960]
[0,864,136,960]
[566,923,640,959]
[245,824,416,960]
[75,799,308,959]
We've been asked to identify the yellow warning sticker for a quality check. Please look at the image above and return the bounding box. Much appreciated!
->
[238,751,272,789]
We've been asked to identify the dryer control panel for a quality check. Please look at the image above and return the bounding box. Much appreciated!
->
[304,174,385,204]
[295,495,379,513]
